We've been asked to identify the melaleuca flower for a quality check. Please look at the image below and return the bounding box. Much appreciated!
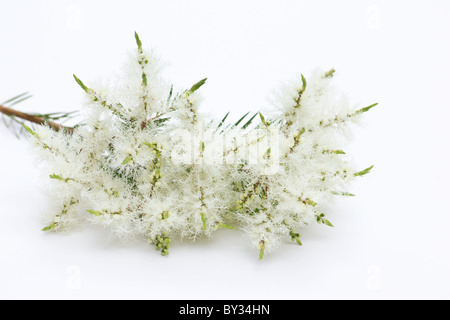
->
[26,33,375,260]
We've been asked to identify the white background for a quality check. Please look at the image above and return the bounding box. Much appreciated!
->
[1,0,449,300]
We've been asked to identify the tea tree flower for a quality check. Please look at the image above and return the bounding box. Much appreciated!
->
[23,33,375,260]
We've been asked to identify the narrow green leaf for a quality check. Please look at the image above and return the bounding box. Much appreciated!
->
[142,72,147,87]
[259,112,268,127]
[301,74,307,93]
[332,191,356,197]
[23,125,34,135]
[42,223,56,232]
[294,128,306,141]
[135,31,143,51]
[189,78,207,93]
[121,156,133,165]
[354,165,374,177]
[323,149,346,155]
[201,213,207,231]
[289,231,299,238]
[2,114,9,127]
[322,219,334,227]
[154,118,170,126]
[73,74,89,93]
[143,142,154,149]
[1,92,29,105]
[220,123,232,133]
[49,174,63,181]
[217,112,230,129]
[356,103,378,114]
[324,69,336,78]
[87,210,102,216]
[234,112,250,127]
[242,112,258,130]
[259,241,265,261]
[167,85,173,102]
[39,110,78,121]
[38,111,74,117]
[305,199,317,207]
[295,238,303,246]
[9,94,32,107]
[218,223,237,230]
[23,125,38,138]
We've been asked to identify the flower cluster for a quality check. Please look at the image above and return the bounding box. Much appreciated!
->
[27,33,375,259]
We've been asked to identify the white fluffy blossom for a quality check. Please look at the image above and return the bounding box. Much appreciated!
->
[28,34,375,259]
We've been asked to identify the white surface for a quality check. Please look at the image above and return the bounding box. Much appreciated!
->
[1,0,449,300]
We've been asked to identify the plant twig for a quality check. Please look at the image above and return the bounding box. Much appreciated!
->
[0,104,74,134]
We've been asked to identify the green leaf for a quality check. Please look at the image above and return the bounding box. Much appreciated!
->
[73,74,89,93]
[23,125,34,134]
[324,69,336,78]
[322,219,334,227]
[242,112,258,130]
[167,85,173,102]
[135,31,143,51]
[332,191,355,197]
[217,112,230,129]
[259,112,269,127]
[323,149,346,155]
[6,93,33,107]
[234,112,250,127]
[356,103,378,114]
[354,165,374,177]
[301,74,307,93]
[201,213,207,230]
[143,142,154,149]
[221,123,232,133]
[304,199,317,207]
[121,156,133,165]
[42,223,56,232]
[39,110,78,122]
[294,128,306,141]
[142,72,147,87]
[154,118,170,126]
[259,241,265,261]
[23,125,38,138]
[218,223,237,230]
[49,174,61,180]
[189,78,207,93]
[49,174,65,182]
[87,210,102,216]
[289,230,302,246]
[23,125,36,135]
[1,92,30,105]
